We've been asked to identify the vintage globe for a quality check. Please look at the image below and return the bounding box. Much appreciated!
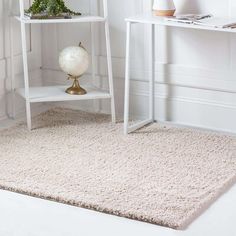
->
[59,44,89,77]
[59,43,90,95]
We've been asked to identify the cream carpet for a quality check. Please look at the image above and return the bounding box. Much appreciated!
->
[0,108,235,229]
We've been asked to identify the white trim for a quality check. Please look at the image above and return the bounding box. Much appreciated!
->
[0,104,49,128]
[43,63,236,106]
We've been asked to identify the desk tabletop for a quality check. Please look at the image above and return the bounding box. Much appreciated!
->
[126,13,236,33]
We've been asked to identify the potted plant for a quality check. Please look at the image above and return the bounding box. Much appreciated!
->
[25,0,81,19]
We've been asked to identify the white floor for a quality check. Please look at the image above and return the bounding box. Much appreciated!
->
[0,183,235,236]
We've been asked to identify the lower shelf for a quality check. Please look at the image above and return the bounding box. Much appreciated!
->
[16,85,111,103]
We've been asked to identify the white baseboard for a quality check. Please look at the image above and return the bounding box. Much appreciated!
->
[0,104,50,130]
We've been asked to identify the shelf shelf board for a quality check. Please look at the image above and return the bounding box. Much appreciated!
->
[16,86,111,103]
[14,15,106,24]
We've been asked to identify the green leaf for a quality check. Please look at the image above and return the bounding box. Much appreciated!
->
[25,0,81,16]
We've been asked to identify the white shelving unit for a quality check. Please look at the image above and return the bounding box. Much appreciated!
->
[11,0,116,130]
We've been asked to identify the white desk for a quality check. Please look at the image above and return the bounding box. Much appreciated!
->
[124,13,236,134]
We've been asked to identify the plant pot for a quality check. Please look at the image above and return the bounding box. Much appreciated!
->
[153,0,176,16]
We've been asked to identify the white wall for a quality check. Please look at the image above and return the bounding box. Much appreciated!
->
[0,0,42,121]
[2,0,235,133]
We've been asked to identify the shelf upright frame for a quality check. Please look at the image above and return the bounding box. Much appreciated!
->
[103,0,116,123]
[10,0,116,130]
[19,0,32,130]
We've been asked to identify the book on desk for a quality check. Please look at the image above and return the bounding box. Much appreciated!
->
[165,14,236,29]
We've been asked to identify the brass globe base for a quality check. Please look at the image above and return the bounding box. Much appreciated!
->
[66,78,87,95]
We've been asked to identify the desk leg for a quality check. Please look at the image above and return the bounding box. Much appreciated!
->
[149,24,155,122]
[21,22,32,131]
[124,22,131,135]
[105,20,116,123]
[124,23,155,134]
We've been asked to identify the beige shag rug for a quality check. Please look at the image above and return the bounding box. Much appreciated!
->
[0,108,236,229]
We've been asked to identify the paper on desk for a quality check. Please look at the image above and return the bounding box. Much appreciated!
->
[165,14,212,24]
[195,17,236,28]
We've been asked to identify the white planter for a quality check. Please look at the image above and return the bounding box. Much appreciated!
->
[153,0,176,16]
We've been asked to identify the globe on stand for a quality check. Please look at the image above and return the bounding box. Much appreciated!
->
[59,43,90,95]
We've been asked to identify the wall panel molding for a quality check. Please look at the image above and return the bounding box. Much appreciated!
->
[40,0,236,133]
[0,0,42,121]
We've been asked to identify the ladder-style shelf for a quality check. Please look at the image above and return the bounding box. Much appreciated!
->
[11,0,116,130]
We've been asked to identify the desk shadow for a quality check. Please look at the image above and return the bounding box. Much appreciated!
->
[131,123,185,135]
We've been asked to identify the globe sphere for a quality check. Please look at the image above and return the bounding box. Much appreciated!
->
[59,44,89,77]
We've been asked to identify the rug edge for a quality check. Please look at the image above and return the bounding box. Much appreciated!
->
[0,183,181,229]
[178,173,236,230]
